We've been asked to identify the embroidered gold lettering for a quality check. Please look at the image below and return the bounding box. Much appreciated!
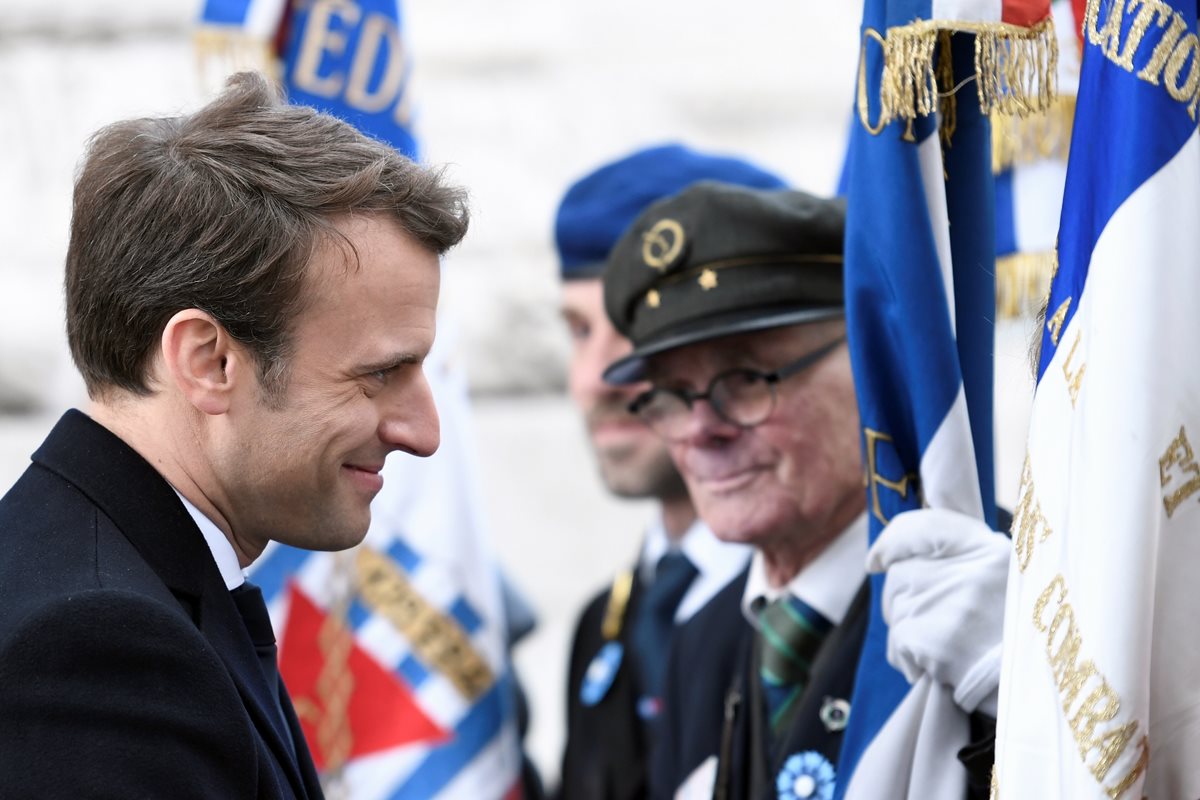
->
[1086,0,1126,52]
[1081,0,1199,120]
[1033,574,1068,633]
[1163,33,1200,118]
[1070,684,1122,760]
[1013,455,1053,572]
[1159,425,1200,517]
[1090,720,1138,782]
[864,428,917,526]
[1114,0,1174,70]
[1062,330,1087,407]
[1104,736,1149,798]
[1046,297,1072,346]
[1032,574,1143,797]
[1138,12,1188,84]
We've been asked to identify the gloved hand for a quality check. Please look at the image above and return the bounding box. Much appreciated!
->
[866,508,1009,716]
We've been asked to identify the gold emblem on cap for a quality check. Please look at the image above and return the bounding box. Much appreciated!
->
[645,289,661,308]
[698,269,718,291]
[641,219,685,271]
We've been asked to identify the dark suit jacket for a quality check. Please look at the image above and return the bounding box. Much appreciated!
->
[0,411,323,799]
[653,568,868,800]
[558,572,648,800]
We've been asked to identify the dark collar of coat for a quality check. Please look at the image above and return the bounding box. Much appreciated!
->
[32,409,215,601]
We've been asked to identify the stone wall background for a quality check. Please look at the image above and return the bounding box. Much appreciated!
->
[0,0,1036,783]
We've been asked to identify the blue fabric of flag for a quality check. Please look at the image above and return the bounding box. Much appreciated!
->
[279,0,419,159]
[835,9,996,795]
[200,0,253,26]
[1038,0,1197,381]
[993,170,1017,258]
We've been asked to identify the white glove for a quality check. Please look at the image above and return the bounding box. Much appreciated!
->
[865,508,1009,716]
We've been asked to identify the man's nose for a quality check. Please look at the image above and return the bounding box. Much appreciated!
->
[379,374,440,457]
[672,393,741,444]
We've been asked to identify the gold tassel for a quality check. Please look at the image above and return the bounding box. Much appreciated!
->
[877,18,1058,125]
[996,250,1056,319]
[194,25,280,96]
[974,19,1059,117]
[937,30,957,149]
[991,93,1077,173]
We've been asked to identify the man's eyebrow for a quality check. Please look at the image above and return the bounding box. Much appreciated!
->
[356,353,424,373]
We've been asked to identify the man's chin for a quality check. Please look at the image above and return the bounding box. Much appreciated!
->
[694,497,782,547]
[286,516,371,554]
[597,456,684,500]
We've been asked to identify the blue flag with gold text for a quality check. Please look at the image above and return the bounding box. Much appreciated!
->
[835,0,1045,793]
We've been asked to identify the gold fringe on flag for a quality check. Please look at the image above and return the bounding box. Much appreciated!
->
[996,250,1056,319]
[878,18,1058,125]
[991,93,1077,173]
[194,25,280,96]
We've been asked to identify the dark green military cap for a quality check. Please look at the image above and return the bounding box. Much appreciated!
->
[602,181,846,384]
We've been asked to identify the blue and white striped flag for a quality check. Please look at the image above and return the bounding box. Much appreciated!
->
[837,0,1055,793]
[994,0,1200,795]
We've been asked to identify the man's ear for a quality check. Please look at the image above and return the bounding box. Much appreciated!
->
[160,309,247,415]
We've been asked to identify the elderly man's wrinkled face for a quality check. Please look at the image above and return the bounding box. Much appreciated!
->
[644,321,863,549]
[561,278,687,499]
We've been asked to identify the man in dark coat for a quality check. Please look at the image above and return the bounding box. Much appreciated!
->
[553,145,788,799]
[602,183,1004,800]
[0,72,468,799]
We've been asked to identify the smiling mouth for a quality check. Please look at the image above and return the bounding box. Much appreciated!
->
[343,464,385,493]
[691,467,764,493]
[590,418,649,437]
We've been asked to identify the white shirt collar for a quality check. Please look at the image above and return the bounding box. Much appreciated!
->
[173,490,245,590]
[740,513,868,627]
[640,515,753,624]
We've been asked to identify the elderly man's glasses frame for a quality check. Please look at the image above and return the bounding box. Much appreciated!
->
[628,335,847,440]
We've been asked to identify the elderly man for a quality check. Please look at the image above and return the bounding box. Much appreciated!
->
[602,183,1004,800]
[0,73,467,798]
[554,145,782,800]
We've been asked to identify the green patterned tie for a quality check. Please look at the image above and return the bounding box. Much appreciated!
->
[757,594,833,733]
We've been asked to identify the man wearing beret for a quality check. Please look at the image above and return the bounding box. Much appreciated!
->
[553,145,785,800]
[602,183,1005,800]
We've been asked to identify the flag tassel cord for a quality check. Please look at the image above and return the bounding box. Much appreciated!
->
[991,93,1077,172]
[194,25,281,89]
[877,18,1059,126]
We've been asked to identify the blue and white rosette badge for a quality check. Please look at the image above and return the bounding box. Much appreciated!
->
[580,641,624,706]
[776,751,835,800]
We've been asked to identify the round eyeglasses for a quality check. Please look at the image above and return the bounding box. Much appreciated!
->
[628,336,847,441]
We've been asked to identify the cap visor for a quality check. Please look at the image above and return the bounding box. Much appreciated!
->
[603,305,844,385]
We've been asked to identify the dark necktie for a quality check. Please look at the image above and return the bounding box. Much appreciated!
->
[632,551,698,715]
[757,594,833,733]
[230,581,296,755]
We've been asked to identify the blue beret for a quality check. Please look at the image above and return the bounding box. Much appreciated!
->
[554,144,787,279]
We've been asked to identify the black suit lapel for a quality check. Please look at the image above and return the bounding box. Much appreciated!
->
[33,411,210,600]
[282,687,324,796]
[202,579,312,798]
[33,411,313,800]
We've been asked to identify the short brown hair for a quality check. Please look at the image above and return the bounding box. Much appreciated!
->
[65,71,469,400]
